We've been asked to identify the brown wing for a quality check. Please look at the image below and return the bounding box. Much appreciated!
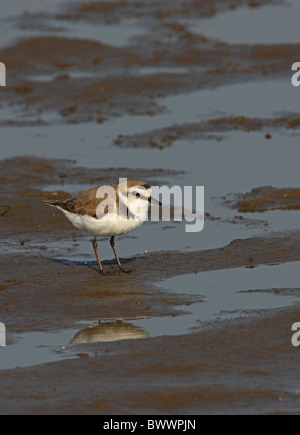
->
[44,186,118,219]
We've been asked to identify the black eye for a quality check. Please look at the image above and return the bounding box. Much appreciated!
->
[136,192,140,198]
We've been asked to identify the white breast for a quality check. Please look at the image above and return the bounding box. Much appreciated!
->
[57,207,144,236]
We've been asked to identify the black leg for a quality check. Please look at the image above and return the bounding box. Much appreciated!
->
[110,236,132,273]
[92,237,106,275]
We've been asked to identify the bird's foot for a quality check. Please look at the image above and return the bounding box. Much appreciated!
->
[99,269,108,276]
[115,266,133,274]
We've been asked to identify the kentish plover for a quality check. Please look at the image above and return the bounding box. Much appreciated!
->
[44,180,161,274]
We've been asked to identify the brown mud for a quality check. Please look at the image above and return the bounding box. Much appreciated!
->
[224,186,300,213]
[114,116,300,149]
[1,157,300,414]
[1,0,299,125]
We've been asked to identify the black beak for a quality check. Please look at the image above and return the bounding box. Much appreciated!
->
[149,196,162,206]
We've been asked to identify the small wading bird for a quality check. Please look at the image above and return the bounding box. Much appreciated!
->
[44,180,162,275]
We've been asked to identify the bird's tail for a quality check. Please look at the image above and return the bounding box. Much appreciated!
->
[43,199,66,207]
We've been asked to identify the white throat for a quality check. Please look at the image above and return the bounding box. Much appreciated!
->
[119,190,150,222]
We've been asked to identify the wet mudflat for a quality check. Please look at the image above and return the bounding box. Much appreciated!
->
[1,0,300,415]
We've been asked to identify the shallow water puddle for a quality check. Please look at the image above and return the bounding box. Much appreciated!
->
[159,261,300,323]
[27,72,100,83]
[51,19,146,47]
[187,0,300,45]
[0,329,79,371]
[1,77,299,158]
[0,75,297,139]
[0,0,73,48]
[27,66,191,84]
[1,261,299,370]
[161,79,300,120]
[39,128,300,255]
[0,0,146,48]
[132,261,300,336]
[134,66,191,76]
[1,19,145,49]
[0,0,73,17]
[2,128,300,258]
[1,77,298,134]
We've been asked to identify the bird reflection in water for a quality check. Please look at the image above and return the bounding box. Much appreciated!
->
[71,320,149,344]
